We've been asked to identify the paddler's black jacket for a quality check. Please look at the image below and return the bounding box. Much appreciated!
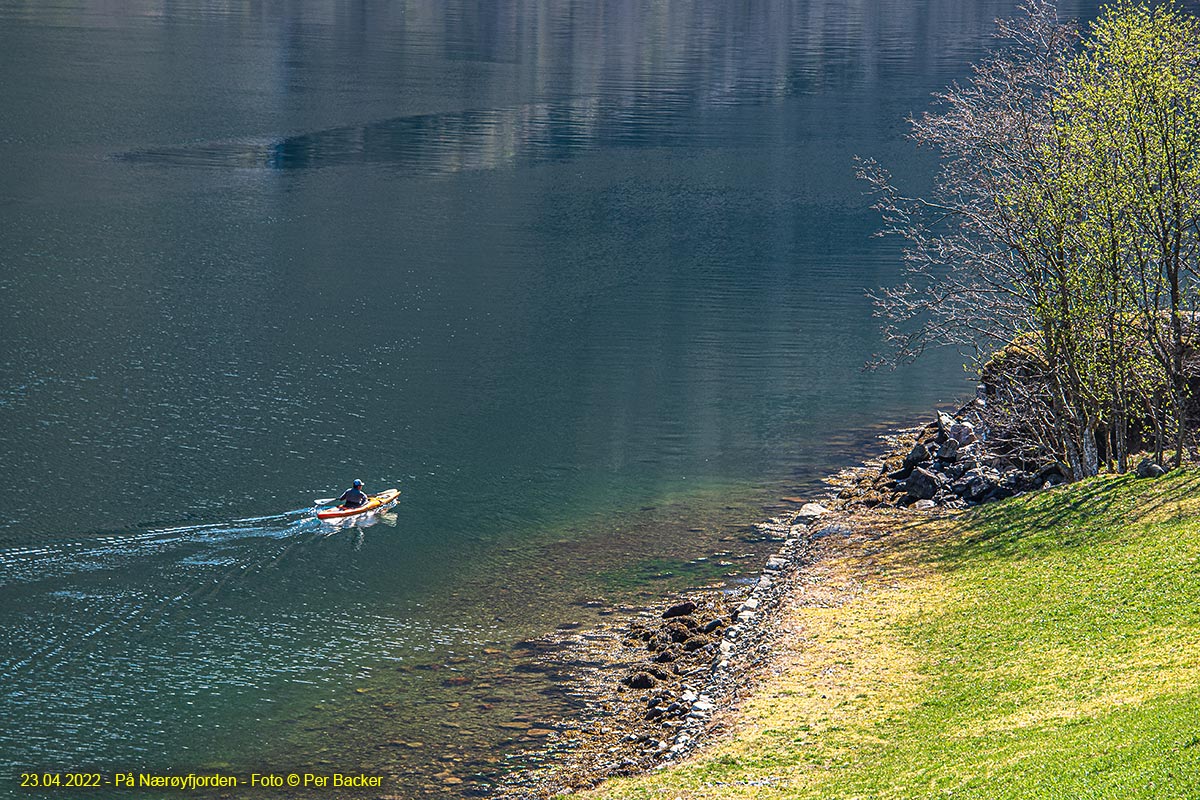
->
[337,487,368,508]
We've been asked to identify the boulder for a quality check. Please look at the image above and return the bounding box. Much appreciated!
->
[903,442,930,471]
[949,420,977,445]
[905,467,944,500]
[952,466,1002,502]
[1001,469,1027,489]
[935,411,956,442]
[956,458,981,474]
[943,462,968,480]
[1137,458,1166,479]
[796,502,830,520]
[936,438,960,462]
[1035,462,1067,484]
[985,484,1015,502]
[957,442,982,460]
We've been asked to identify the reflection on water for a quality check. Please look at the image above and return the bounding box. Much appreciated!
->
[121,97,701,174]
[112,0,1018,176]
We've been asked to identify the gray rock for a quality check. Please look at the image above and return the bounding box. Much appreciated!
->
[952,466,1001,502]
[949,420,977,445]
[1001,469,1026,489]
[944,462,968,480]
[957,443,982,460]
[903,441,930,471]
[1137,458,1166,479]
[812,523,852,539]
[985,484,1015,502]
[796,502,830,520]
[936,438,960,462]
[912,499,937,510]
[906,467,944,500]
[936,411,956,442]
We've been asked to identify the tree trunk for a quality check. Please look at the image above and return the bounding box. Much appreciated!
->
[1080,419,1100,478]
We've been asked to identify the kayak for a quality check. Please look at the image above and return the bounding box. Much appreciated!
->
[316,488,401,520]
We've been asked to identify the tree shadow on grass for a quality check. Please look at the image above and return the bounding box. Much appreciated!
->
[841,469,1200,582]
[926,469,1200,571]
[931,470,1200,568]
[1127,471,1200,525]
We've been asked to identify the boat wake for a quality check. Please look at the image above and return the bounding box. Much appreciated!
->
[0,503,438,771]
[0,508,324,589]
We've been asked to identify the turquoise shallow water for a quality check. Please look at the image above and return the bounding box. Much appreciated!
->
[0,0,1115,796]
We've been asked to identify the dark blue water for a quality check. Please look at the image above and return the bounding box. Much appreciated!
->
[0,0,1112,796]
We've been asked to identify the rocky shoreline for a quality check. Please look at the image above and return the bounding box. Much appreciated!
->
[832,404,1067,511]
[487,402,1164,798]
[492,503,830,799]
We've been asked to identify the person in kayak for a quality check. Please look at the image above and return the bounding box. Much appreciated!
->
[336,479,369,509]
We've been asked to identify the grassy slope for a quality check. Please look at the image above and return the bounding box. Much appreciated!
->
[584,470,1200,799]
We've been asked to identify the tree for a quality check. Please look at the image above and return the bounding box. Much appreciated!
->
[861,0,1200,480]
[1057,1,1200,469]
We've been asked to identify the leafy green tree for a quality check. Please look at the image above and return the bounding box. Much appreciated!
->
[1058,1,1200,469]
[863,0,1200,479]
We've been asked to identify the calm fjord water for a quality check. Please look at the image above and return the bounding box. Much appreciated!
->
[0,0,1107,795]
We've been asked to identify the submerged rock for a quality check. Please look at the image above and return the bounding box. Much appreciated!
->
[624,671,662,690]
[662,601,697,620]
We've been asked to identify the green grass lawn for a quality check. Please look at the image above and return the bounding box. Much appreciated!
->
[583,470,1200,799]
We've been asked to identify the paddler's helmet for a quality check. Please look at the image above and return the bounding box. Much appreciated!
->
[352,479,363,488]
